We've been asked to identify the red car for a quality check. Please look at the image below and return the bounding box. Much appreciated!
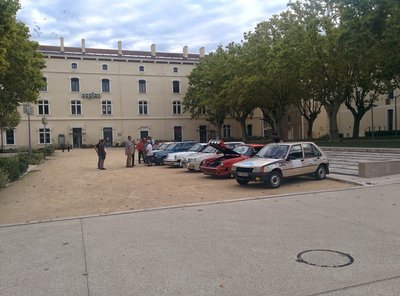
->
[200,141,264,178]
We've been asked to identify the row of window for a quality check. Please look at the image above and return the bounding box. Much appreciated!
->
[4,128,50,145]
[40,78,181,94]
[4,124,236,146]
[36,99,183,116]
[71,63,179,73]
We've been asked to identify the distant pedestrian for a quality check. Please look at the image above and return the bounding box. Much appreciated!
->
[125,136,134,167]
[131,138,136,167]
[145,140,153,166]
[142,137,148,164]
[95,139,106,170]
[137,139,144,164]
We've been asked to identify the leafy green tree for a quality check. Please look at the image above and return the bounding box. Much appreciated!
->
[220,43,259,141]
[289,0,355,142]
[0,0,45,145]
[297,97,322,139]
[183,46,230,138]
[244,11,303,139]
[338,0,393,138]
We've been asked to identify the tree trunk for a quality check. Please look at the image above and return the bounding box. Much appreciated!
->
[306,118,316,139]
[0,130,3,152]
[352,116,362,138]
[326,105,340,142]
[240,120,247,142]
[215,123,223,139]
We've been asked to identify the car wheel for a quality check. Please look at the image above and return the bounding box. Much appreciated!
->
[266,171,281,189]
[315,165,327,180]
[236,179,249,185]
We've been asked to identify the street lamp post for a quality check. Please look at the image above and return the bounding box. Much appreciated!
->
[370,104,378,140]
[23,103,33,154]
[42,116,48,148]
[395,95,398,136]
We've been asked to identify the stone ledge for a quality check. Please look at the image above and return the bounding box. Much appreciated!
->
[359,160,400,178]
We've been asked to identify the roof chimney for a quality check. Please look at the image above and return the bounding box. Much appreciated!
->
[199,47,205,58]
[118,41,122,56]
[151,44,156,57]
[81,38,86,54]
[183,45,188,58]
[60,37,65,52]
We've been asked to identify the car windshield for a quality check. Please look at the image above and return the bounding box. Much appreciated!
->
[156,142,172,150]
[256,144,289,159]
[166,143,179,151]
[233,145,250,155]
[189,143,205,152]
[202,146,218,153]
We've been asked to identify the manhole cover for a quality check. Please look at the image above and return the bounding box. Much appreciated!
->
[296,249,354,268]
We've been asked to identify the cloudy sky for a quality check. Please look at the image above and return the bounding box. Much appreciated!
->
[17,0,289,54]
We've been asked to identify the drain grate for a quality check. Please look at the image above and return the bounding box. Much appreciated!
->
[296,249,354,268]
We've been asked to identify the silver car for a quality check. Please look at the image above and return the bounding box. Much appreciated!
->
[231,142,329,188]
[164,143,207,167]
[182,141,244,171]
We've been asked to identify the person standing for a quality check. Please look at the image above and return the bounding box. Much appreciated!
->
[125,136,134,167]
[95,139,106,170]
[145,139,153,166]
[137,139,144,164]
[95,139,101,169]
[142,137,148,164]
[131,138,136,167]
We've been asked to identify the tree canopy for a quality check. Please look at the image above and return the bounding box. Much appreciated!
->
[0,0,45,146]
[184,0,400,141]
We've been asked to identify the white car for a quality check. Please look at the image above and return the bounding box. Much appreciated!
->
[231,142,329,188]
[164,143,207,167]
[182,141,244,171]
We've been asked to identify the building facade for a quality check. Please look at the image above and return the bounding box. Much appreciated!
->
[6,39,268,149]
[8,38,393,150]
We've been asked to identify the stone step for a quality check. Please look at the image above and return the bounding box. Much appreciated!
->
[320,148,400,177]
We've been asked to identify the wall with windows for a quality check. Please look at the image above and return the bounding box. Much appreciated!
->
[11,42,265,149]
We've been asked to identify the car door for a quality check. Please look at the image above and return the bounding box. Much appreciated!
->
[302,143,322,173]
[284,144,307,177]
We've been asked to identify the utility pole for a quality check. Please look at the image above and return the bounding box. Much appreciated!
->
[23,103,33,154]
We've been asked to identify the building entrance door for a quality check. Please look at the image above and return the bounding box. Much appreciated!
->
[174,126,182,141]
[103,127,113,147]
[140,130,149,140]
[72,128,82,148]
[199,125,207,142]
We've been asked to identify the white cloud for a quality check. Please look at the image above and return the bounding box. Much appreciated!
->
[17,0,288,53]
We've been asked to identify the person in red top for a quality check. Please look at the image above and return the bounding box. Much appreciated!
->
[136,139,144,164]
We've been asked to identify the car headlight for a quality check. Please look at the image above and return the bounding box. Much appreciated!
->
[219,161,224,167]
[253,167,265,173]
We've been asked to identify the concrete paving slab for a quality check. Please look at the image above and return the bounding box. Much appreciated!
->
[0,220,88,296]
[1,184,400,296]
[80,184,400,296]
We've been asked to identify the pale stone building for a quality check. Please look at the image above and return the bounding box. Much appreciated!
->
[7,38,394,150]
[6,38,268,149]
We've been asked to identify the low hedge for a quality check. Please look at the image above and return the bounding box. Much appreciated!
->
[37,145,55,156]
[0,154,29,182]
[0,167,9,188]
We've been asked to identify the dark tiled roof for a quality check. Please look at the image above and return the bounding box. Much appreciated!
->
[38,45,201,61]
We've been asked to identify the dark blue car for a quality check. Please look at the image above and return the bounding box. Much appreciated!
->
[153,141,198,165]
